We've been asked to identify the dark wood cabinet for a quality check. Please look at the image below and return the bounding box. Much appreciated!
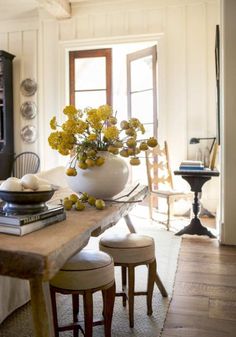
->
[0,50,15,179]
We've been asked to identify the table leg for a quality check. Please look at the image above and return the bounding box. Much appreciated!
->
[124,214,136,233]
[175,191,216,238]
[124,214,168,297]
[30,277,54,337]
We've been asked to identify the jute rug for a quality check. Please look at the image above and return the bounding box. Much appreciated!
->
[0,213,182,337]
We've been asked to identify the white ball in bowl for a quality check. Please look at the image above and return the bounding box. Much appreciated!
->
[0,177,23,191]
[21,174,39,190]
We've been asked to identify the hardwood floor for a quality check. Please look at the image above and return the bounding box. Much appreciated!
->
[161,236,236,337]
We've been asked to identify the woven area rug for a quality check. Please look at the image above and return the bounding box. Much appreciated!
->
[0,213,181,337]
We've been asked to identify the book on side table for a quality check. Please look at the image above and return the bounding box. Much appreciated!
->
[0,205,66,236]
[179,160,205,170]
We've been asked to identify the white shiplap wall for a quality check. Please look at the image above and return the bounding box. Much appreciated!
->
[0,19,39,156]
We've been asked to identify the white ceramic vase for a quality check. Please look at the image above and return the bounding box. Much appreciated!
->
[66,152,130,199]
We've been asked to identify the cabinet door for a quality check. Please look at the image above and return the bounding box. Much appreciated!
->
[0,50,15,179]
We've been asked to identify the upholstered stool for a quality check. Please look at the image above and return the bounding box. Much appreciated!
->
[99,233,156,328]
[49,249,115,337]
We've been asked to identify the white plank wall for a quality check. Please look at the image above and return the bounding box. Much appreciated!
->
[8,31,22,156]
[0,24,39,157]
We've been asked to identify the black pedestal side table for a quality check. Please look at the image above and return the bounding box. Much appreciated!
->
[174,170,220,238]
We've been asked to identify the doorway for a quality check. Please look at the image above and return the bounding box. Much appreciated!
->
[68,41,158,185]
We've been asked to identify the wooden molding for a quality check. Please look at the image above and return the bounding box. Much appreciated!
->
[36,0,71,19]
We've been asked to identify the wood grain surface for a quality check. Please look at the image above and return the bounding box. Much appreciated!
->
[162,235,236,337]
[0,185,148,281]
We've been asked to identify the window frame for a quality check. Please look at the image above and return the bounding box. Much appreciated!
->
[69,48,112,106]
[127,45,158,137]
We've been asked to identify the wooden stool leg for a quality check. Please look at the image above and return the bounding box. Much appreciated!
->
[147,259,156,315]
[121,266,127,307]
[128,265,135,328]
[83,291,93,337]
[50,287,59,337]
[103,282,115,337]
[72,294,79,337]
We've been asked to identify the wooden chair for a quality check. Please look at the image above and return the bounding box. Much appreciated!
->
[12,151,40,178]
[145,141,192,230]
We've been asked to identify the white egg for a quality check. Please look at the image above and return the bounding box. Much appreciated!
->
[21,174,39,190]
[0,177,23,191]
[23,188,34,192]
[37,184,52,191]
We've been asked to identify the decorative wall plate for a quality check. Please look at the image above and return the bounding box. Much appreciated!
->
[20,78,37,97]
[20,101,37,119]
[20,125,37,143]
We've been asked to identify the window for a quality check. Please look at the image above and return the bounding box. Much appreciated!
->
[69,49,112,108]
[127,46,158,138]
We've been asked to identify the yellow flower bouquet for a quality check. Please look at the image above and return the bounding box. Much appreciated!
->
[48,104,157,176]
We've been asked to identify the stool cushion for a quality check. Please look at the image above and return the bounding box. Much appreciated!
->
[99,233,155,264]
[50,249,114,291]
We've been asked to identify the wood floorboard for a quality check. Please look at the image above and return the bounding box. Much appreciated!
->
[209,298,236,321]
[161,236,236,337]
[168,295,209,316]
[178,251,236,264]
[164,313,236,335]
[175,271,236,287]
[174,281,236,301]
[162,328,231,337]
[177,261,236,275]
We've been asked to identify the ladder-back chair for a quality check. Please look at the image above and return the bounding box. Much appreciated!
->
[145,141,192,230]
[12,151,40,178]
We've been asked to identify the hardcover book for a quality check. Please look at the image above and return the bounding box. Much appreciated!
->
[180,160,203,166]
[179,160,205,171]
[0,212,66,236]
[0,204,64,226]
[179,165,204,171]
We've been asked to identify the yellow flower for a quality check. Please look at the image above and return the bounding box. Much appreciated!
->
[58,147,70,156]
[62,119,78,134]
[140,124,145,134]
[50,116,57,130]
[103,126,119,140]
[129,118,140,128]
[76,120,88,134]
[87,113,103,130]
[48,131,76,151]
[48,131,62,149]
[63,105,77,116]
[86,108,98,116]
[48,104,157,172]
[87,133,97,141]
[97,105,112,120]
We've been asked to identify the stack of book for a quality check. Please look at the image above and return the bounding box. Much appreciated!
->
[179,160,205,171]
[0,204,66,236]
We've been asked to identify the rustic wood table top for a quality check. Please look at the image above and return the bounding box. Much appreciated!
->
[0,184,149,337]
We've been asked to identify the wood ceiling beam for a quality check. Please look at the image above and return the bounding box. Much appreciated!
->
[36,0,71,19]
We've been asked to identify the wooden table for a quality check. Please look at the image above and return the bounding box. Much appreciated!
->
[174,170,220,238]
[0,184,167,337]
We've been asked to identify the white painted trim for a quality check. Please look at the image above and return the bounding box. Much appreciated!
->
[58,32,164,48]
